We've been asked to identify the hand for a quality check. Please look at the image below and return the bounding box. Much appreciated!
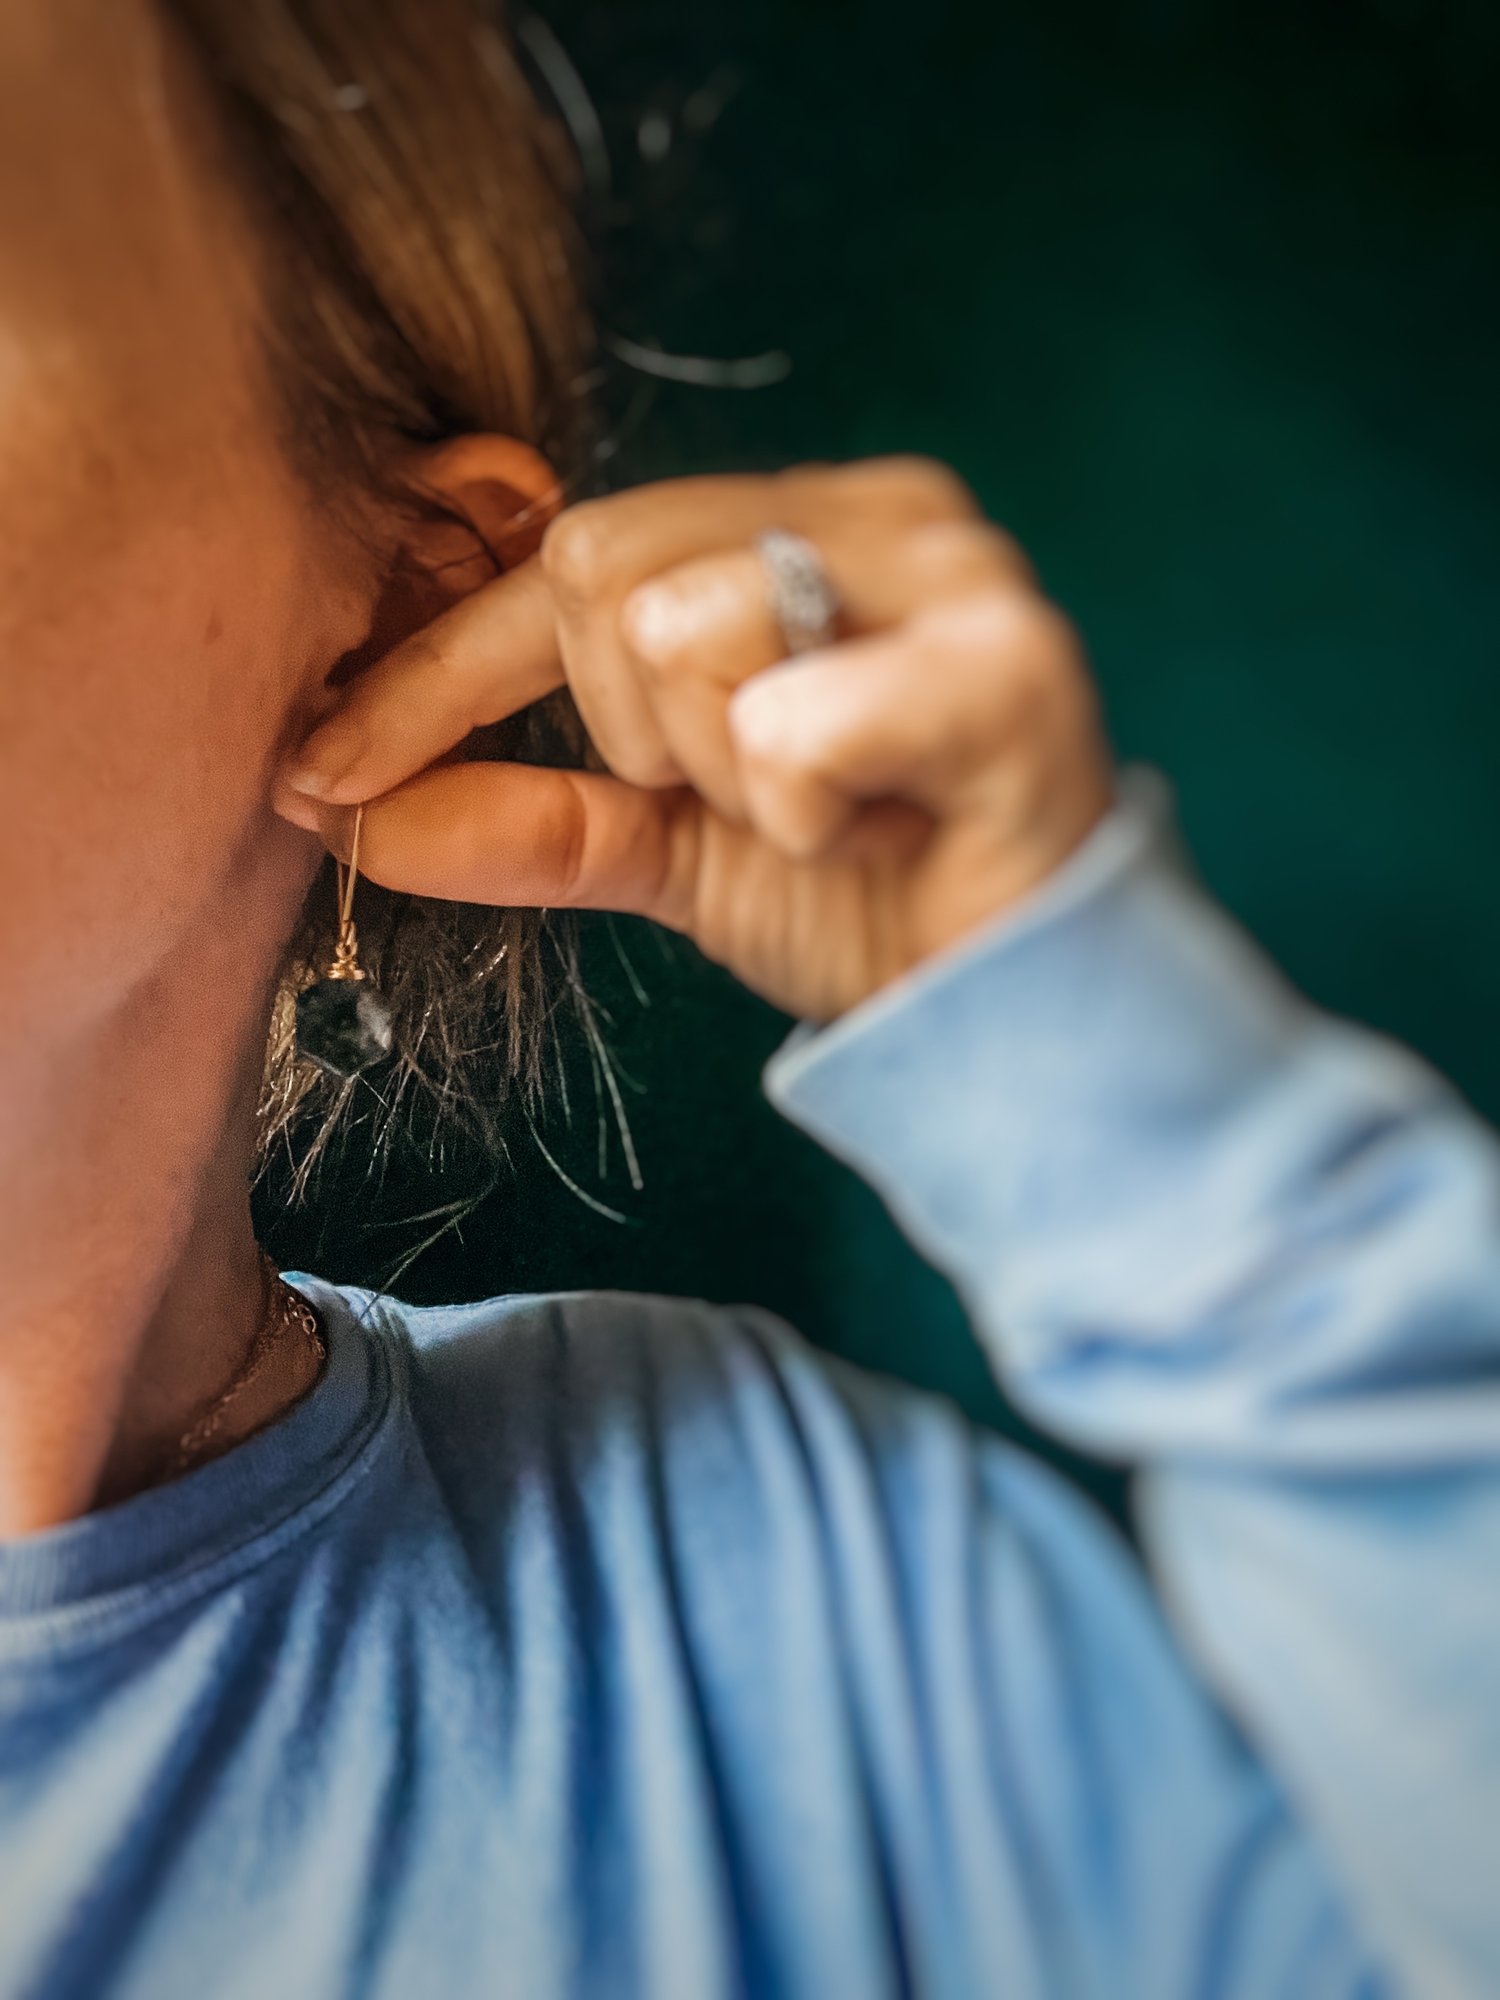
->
[275,458,1114,1022]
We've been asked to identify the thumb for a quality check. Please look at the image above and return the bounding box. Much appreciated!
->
[312,761,698,928]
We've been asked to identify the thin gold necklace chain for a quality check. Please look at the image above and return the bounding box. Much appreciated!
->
[166,1249,327,1481]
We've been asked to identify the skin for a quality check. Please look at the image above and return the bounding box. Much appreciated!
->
[1,0,1111,1536]
[0,0,384,1529]
[277,462,1114,1022]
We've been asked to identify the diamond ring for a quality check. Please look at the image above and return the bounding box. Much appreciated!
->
[756,527,842,657]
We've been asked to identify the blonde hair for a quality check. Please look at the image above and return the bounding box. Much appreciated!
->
[165,0,597,1193]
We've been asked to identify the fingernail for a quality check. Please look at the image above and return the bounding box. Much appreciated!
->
[284,765,334,798]
[283,726,363,797]
[271,786,326,832]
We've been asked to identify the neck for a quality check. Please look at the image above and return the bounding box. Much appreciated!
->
[0,816,320,1535]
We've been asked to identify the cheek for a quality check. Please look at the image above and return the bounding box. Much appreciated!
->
[0,5,372,1056]
[0,459,323,1046]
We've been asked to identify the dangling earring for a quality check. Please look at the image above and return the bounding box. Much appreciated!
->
[294,804,395,1079]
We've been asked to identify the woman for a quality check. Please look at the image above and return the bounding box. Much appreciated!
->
[1,2,1493,1996]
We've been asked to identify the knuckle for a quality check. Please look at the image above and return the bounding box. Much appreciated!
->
[395,629,467,719]
[787,454,978,523]
[541,503,613,609]
[736,730,829,801]
[984,597,1092,724]
[550,773,592,903]
[619,585,693,678]
[858,454,980,519]
[767,463,830,506]
[919,584,1016,653]
[975,521,1034,580]
[911,520,1031,588]
[1020,596,1085,673]
[959,585,1070,656]
[920,588,1086,714]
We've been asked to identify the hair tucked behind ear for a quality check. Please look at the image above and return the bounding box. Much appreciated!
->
[162,0,599,1195]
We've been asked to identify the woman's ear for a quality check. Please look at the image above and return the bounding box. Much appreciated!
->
[399,434,564,591]
[331,435,563,690]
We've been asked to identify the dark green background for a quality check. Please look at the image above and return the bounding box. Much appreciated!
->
[260,0,1500,1481]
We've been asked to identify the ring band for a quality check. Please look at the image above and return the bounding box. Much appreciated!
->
[756,527,841,656]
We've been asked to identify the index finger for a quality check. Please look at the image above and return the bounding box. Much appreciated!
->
[280,556,564,805]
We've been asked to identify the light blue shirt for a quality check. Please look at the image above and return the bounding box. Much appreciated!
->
[1,773,1490,1999]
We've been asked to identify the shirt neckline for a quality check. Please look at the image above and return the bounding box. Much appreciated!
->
[0,1275,399,1651]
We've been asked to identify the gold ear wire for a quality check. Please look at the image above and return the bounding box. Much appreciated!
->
[294,803,395,1079]
[328,804,367,982]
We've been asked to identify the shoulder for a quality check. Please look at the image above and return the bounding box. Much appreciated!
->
[370,1289,1202,1859]
[390,1284,812,1459]
[369,1283,1033,1607]
[385,1282,1001,1465]
[382,1282,953,1494]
